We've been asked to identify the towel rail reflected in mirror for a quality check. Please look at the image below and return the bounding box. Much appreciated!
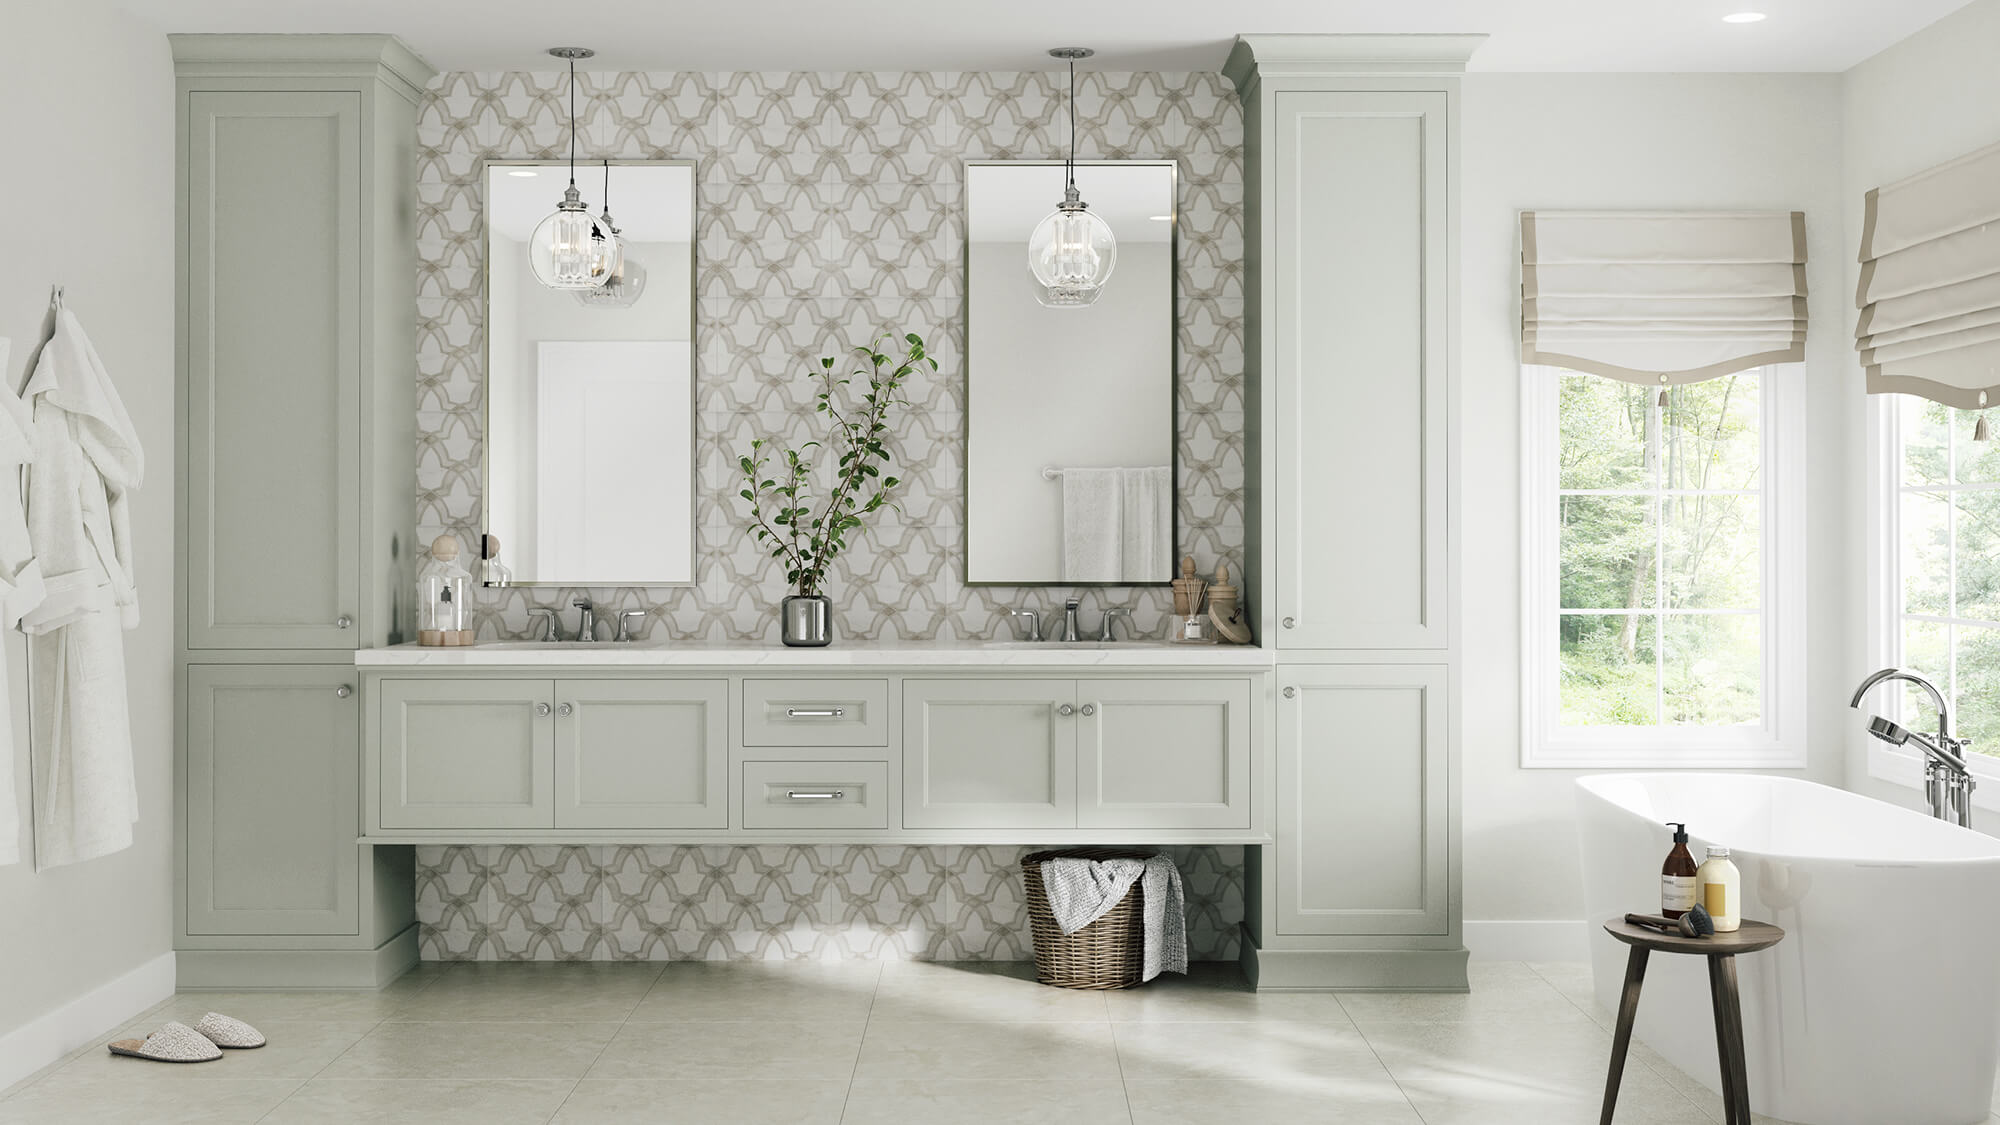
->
[963,160,1177,586]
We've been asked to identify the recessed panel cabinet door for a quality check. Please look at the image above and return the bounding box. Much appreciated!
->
[186,665,359,935]
[904,679,1077,829]
[1077,678,1251,829]
[1277,665,1448,935]
[1272,90,1449,650]
[185,90,362,649]
[378,679,553,830]
[554,679,728,829]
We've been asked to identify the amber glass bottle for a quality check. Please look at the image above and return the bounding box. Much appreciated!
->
[1660,822,1698,919]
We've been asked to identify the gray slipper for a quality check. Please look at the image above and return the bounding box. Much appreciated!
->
[193,1012,265,1049]
[107,1022,223,1063]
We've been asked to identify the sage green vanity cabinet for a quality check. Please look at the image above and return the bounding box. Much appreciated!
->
[184,665,360,936]
[1077,678,1252,830]
[556,679,728,830]
[173,34,433,987]
[903,679,1077,829]
[904,676,1253,831]
[378,679,555,830]
[1274,665,1448,936]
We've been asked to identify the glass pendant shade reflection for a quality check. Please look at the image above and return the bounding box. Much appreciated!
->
[1030,48,1115,308]
[530,47,619,291]
[576,161,648,308]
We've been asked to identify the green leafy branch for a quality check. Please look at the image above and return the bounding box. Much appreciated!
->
[738,332,932,598]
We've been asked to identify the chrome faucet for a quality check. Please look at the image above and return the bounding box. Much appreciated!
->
[1005,607,1044,642]
[1060,598,1084,642]
[1097,607,1132,643]
[1851,667,1975,827]
[572,599,596,643]
[615,610,646,643]
[528,607,563,643]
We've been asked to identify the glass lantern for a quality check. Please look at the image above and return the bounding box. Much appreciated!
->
[529,184,619,291]
[418,533,474,646]
[1028,189,1117,308]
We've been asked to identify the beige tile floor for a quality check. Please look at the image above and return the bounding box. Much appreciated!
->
[2,959,1989,1124]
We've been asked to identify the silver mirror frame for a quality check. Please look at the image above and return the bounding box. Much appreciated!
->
[478,157,700,587]
[961,158,1180,588]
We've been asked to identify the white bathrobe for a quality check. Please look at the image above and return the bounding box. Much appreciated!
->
[0,337,48,868]
[20,301,144,870]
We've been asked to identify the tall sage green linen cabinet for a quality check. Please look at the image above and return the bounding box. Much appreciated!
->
[1229,35,1477,989]
[173,35,432,987]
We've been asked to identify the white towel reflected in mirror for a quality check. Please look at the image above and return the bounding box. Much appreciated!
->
[1060,467,1171,583]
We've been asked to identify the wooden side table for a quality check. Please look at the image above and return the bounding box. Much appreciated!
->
[1599,917,1785,1125]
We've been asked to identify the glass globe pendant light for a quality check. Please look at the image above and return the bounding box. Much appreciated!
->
[529,47,619,291]
[576,160,649,308]
[1028,48,1116,308]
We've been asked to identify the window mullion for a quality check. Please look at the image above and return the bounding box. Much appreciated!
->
[1654,392,1667,727]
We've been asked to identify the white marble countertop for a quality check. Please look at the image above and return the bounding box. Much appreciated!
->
[355,640,1275,668]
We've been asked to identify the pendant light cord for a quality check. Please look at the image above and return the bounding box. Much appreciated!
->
[1065,59,1077,192]
[567,56,578,189]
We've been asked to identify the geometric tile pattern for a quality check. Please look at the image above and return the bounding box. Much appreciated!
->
[414,844,1244,963]
[415,70,1244,642]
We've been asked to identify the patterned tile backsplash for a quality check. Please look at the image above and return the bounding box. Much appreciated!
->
[415,845,1244,963]
[415,70,1244,643]
[411,71,1246,964]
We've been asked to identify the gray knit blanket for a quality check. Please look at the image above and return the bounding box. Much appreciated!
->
[1039,855,1188,981]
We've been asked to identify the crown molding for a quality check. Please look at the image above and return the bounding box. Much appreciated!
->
[170,34,437,101]
[1224,34,1488,94]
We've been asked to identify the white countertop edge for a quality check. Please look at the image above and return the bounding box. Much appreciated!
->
[354,642,1276,668]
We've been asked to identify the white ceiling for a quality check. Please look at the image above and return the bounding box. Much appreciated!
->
[116,0,1974,73]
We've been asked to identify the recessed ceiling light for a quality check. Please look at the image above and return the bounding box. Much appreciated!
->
[506,169,539,177]
[1148,214,1174,222]
[1722,11,1768,23]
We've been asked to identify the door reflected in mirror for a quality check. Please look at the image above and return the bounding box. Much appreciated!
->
[964,160,1176,585]
[483,160,696,586]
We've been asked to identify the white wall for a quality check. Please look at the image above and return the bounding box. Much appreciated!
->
[1840,0,2000,815]
[1460,73,1850,930]
[0,0,176,1079]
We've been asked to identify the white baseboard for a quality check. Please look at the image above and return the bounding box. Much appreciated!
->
[0,952,176,1094]
[1463,920,1589,961]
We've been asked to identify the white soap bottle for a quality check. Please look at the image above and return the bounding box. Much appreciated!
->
[1697,845,1741,933]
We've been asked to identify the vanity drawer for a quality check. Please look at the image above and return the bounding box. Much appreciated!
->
[741,761,890,830]
[741,678,889,747]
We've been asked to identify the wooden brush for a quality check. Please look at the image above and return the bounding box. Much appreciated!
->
[1624,904,1715,938]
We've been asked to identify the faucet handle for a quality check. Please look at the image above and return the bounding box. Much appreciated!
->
[527,607,562,643]
[615,610,647,643]
[572,597,593,609]
[1005,607,1044,642]
[1097,607,1133,643]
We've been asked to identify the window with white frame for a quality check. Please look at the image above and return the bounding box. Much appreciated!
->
[1882,397,2000,761]
[1522,365,1804,767]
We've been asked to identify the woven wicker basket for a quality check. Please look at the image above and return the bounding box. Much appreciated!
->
[1021,847,1155,990]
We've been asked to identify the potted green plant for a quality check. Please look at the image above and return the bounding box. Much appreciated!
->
[738,332,931,646]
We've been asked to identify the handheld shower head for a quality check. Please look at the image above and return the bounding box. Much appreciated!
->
[1868,715,1912,746]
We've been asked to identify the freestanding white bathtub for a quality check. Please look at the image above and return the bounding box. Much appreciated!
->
[1576,773,2000,1125]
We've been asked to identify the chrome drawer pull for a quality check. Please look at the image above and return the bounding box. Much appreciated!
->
[786,790,844,800]
[785,708,845,718]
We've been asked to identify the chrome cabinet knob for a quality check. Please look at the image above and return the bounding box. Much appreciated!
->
[1283,686,1297,699]
[336,615,353,629]
[1057,703,1076,717]
[1282,616,1296,629]
[1079,703,1097,716]
[335,684,353,699]
[557,703,574,717]
[536,702,552,717]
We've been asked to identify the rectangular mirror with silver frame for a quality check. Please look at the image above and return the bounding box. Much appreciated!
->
[964,160,1176,586]
[482,158,697,586]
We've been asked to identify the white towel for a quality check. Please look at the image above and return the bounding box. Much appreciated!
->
[1061,466,1173,583]
[1040,855,1189,982]
[0,337,47,868]
[21,300,143,869]
[1060,468,1122,583]
[1119,466,1171,582]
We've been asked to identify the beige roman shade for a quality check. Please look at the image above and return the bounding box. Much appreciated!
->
[1856,139,2000,408]
[1521,210,1808,385]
